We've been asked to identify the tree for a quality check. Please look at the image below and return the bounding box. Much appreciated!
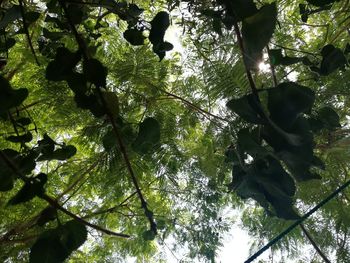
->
[0,0,349,262]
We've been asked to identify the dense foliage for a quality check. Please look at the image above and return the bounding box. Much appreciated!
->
[0,0,349,262]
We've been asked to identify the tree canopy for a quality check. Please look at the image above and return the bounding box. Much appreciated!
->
[0,0,349,262]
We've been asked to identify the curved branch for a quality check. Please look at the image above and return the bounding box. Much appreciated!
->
[300,224,331,263]
[42,194,131,238]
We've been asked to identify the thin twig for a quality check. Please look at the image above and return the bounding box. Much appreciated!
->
[42,194,131,238]
[300,224,331,263]
[245,178,350,262]
[0,151,130,238]
[18,0,40,65]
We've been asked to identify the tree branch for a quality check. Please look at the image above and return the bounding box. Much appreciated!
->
[300,224,331,263]
[18,0,40,65]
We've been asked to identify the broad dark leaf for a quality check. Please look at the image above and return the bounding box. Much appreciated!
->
[83,58,107,87]
[38,145,77,161]
[320,44,348,75]
[0,149,19,191]
[16,117,31,126]
[268,49,304,66]
[6,132,33,143]
[242,3,277,69]
[8,173,47,205]
[37,207,57,226]
[0,37,16,52]
[149,12,172,60]
[132,117,161,154]
[142,229,156,241]
[0,5,21,29]
[227,94,265,124]
[306,0,338,7]
[46,48,81,81]
[219,0,258,23]
[30,220,87,263]
[25,11,41,24]
[237,128,267,158]
[231,157,299,220]
[317,106,341,129]
[268,82,315,129]
[66,4,84,25]
[123,29,145,46]
[0,75,29,113]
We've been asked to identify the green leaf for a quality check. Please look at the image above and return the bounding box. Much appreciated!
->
[0,149,18,191]
[242,3,277,69]
[102,91,120,118]
[38,134,55,155]
[16,117,31,126]
[320,44,348,75]
[132,117,161,154]
[219,0,258,23]
[0,37,16,52]
[25,11,41,24]
[267,82,315,129]
[317,106,341,129]
[123,29,145,46]
[0,76,29,113]
[102,129,116,151]
[8,173,47,205]
[46,48,81,81]
[37,207,57,226]
[0,5,21,29]
[306,0,338,7]
[227,94,265,124]
[83,58,107,87]
[30,220,87,263]
[6,132,33,143]
[231,157,299,220]
[237,128,267,158]
[142,229,156,241]
[66,4,84,25]
[149,12,172,60]
[268,49,304,66]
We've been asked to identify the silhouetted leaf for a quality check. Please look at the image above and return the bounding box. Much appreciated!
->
[227,94,265,124]
[0,37,16,52]
[30,220,87,263]
[37,207,57,226]
[132,117,160,154]
[25,11,41,24]
[268,82,315,129]
[320,44,348,75]
[0,5,21,29]
[142,229,156,241]
[16,117,31,126]
[242,3,277,69]
[123,29,145,46]
[8,173,47,205]
[268,49,304,66]
[66,4,84,25]
[6,132,33,143]
[149,12,172,60]
[306,0,338,7]
[317,106,341,129]
[38,145,77,161]
[83,58,107,87]
[46,48,81,81]
[219,0,258,23]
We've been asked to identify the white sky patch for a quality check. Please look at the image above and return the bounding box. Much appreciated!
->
[258,61,270,73]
